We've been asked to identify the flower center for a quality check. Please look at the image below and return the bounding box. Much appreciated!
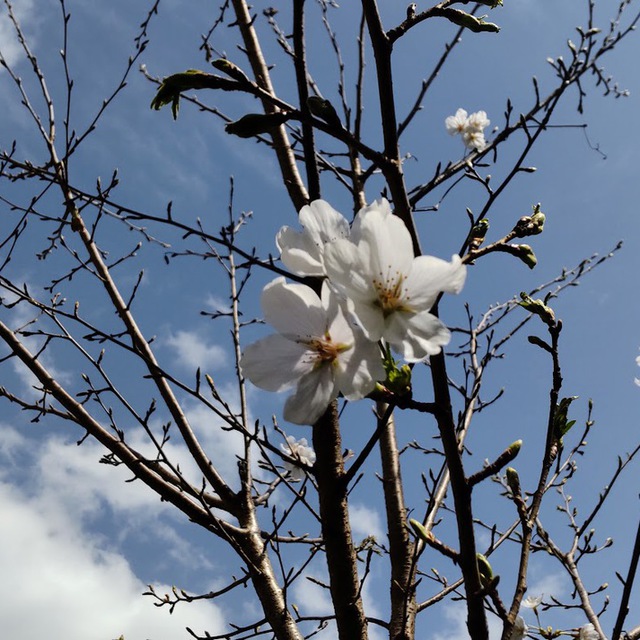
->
[302,332,350,368]
[372,270,412,317]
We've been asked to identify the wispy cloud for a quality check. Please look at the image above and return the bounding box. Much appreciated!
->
[0,0,36,69]
[164,328,227,372]
[349,502,385,541]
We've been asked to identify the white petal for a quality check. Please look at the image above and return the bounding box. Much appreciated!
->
[404,254,466,309]
[276,226,324,276]
[348,299,386,341]
[445,108,468,135]
[356,205,414,276]
[283,366,337,425]
[261,278,326,339]
[324,239,377,303]
[335,336,384,400]
[241,334,310,391]
[299,200,350,245]
[351,198,392,241]
[386,311,451,362]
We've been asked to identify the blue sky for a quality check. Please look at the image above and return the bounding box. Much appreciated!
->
[1,1,640,639]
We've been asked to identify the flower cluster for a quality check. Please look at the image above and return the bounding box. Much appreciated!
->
[241,199,466,425]
[280,435,316,481]
[445,108,490,151]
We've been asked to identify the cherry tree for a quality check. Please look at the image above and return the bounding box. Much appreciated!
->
[0,1,639,639]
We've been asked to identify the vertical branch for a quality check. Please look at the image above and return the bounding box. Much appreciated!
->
[612,515,640,640]
[350,11,367,212]
[430,348,488,640]
[292,0,320,200]
[313,402,368,640]
[230,0,309,210]
[360,0,419,253]
[378,405,417,640]
[502,322,563,640]
[235,508,305,640]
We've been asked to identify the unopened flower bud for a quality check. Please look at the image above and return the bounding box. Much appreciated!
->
[514,244,538,269]
[506,467,521,497]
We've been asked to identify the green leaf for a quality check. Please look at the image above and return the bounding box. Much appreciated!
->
[554,396,579,439]
[225,112,293,138]
[382,347,412,396]
[307,96,342,129]
[150,70,239,120]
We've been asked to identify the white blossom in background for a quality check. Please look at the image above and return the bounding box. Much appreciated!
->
[280,436,316,481]
[445,108,469,135]
[276,199,350,277]
[445,107,491,151]
[521,594,543,610]
[635,351,640,386]
[578,623,599,640]
[240,278,384,425]
[508,616,528,640]
[324,199,466,362]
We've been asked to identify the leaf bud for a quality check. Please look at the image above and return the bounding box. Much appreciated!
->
[530,203,546,234]
[409,519,432,543]
[468,218,490,250]
[442,8,500,33]
[476,553,493,585]
[518,292,556,326]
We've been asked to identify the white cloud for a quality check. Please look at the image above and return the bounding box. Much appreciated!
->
[164,329,227,373]
[0,0,36,69]
[430,602,503,640]
[527,567,569,606]
[204,293,231,315]
[293,575,333,616]
[0,425,228,640]
[349,502,385,542]
[0,483,226,640]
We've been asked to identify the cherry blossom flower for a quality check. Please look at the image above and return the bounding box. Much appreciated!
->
[578,623,599,640]
[276,199,350,277]
[508,616,528,640]
[280,435,316,481]
[635,351,640,386]
[467,109,490,131]
[240,277,384,425]
[462,128,488,152]
[445,108,491,151]
[522,594,543,609]
[445,108,469,135]
[324,199,466,362]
